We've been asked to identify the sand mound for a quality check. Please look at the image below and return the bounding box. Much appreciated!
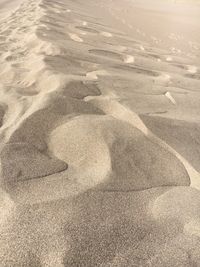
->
[0,89,102,183]
[50,114,189,191]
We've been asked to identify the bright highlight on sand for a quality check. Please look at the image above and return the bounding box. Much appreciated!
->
[187,65,197,74]
[140,45,145,51]
[100,31,113,37]
[86,70,109,80]
[165,91,176,104]
[68,33,83,42]
[166,56,173,62]
[123,55,135,63]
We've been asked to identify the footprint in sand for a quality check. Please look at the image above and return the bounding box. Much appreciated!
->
[100,31,113,38]
[165,91,176,105]
[68,33,83,43]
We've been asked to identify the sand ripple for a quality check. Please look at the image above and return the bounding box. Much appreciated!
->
[0,0,200,265]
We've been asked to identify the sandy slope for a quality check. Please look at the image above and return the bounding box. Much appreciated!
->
[0,0,200,266]
[0,0,23,21]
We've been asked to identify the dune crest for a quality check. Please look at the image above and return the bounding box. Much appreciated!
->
[1,0,200,265]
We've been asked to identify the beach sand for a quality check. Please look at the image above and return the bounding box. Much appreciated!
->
[0,0,200,266]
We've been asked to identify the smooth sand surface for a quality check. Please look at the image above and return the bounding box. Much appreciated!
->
[0,0,200,266]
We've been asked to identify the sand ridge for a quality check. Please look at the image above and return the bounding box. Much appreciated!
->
[0,0,200,266]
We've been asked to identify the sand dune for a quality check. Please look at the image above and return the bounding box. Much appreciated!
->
[0,0,200,265]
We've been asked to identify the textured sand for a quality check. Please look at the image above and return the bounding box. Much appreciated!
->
[0,0,200,266]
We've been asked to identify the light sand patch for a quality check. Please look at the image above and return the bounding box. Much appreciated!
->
[187,65,197,74]
[123,55,135,63]
[165,91,176,104]
[0,188,15,227]
[100,31,113,37]
[166,56,173,62]
[140,45,145,51]
[68,33,83,42]
[184,220,200,237]
[79,32,87,36]
[86,70,109,80]
[82,21,88,26]
[155,73,171,86]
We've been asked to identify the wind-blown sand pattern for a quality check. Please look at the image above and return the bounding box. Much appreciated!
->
[1,0,200,266]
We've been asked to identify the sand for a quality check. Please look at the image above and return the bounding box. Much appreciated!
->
[0,0,200,266]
